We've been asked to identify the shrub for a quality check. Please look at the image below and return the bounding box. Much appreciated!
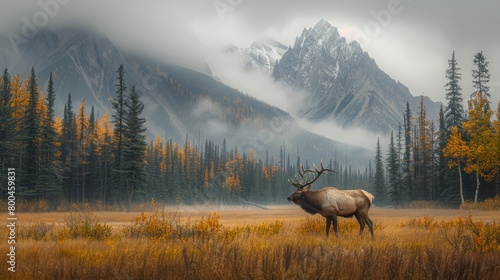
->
[439,214,500,252]
[400,216,437,231]
[122,209,178,240]
[194,212,222,243]
[20,221,54,241]
[58,203,113,241]
[295,216,324,235]
[460,196,500,211]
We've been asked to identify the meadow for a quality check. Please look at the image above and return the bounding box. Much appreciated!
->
[1,202,500,280]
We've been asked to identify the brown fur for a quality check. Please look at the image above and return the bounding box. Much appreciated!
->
[288,186,374,237]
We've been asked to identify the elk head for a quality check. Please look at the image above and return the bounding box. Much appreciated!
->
[287,163,337,203]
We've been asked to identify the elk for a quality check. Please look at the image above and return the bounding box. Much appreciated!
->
[287,163,374,237]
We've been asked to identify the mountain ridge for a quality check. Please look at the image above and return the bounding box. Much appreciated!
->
[271,19,441,133]
[217,19,441,134]
[0,27,371,167]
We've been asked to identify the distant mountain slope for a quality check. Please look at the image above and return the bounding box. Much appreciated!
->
[272,19,441,133]
[223,37,288,75]
[0,28,371,166]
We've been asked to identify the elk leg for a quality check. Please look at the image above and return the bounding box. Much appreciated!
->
[360,212,374,238]
[331,214,339,238]
[354,212,365,235]
[325,216,332,237]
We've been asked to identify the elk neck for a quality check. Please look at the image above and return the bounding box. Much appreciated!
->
[297,190,322,215]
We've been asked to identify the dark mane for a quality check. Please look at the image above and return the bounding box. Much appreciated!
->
[297,197,319,215]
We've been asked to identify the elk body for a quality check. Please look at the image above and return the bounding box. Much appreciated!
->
[287,164,374,237]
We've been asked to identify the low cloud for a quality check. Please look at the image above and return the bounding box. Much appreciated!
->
[296,119,386,151]
[207,46,381,152]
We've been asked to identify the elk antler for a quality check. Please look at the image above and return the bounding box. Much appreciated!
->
[288,162,337,188]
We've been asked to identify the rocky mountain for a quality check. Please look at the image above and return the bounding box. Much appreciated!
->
[272,19,441,133]
[0,28,370,166]
[223,37,288,75]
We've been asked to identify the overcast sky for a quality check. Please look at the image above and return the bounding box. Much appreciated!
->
[1,0,499,107]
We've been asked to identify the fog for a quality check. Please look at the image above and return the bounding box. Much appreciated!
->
[1,0,499,149]
[207,47,382,151]
[2,1,499,107]
[207,49,305,113]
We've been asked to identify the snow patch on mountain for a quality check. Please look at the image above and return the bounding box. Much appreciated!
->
[273,19,441,133]
[222,37,288,75]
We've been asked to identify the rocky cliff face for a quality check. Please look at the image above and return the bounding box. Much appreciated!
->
[273,19,440,133]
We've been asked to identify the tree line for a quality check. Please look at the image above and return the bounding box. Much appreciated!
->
[6,52,494,209]
[0,65,148,210]
[0,65,372,209]
[372,51,500,206]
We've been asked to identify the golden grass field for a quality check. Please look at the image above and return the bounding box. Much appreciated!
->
[1,204,500,280]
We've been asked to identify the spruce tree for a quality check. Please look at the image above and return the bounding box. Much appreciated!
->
[374,138,386,205]
[0,68,16,199]
[396,123,405,201]
[112,65,127,206]
[98,113,113,203]
[414,96,432,200]
[61,94,78,202]
[472,51,491,101]
[39,73,62,202]
[437,105,448,200]
[122,85,147,211]
[0,69,16,168]
[24,68,41,198]
[403,102,413,200]
[87,106,101,202]
[387,131,401,205]
[444,51,464,130]
[76,99,89,202]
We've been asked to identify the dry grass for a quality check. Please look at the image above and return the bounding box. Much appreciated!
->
[1,205,499,280]
[461,196,500,211]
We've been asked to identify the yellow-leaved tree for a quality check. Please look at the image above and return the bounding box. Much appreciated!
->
[463,91,494,203]
[485,102,500,185]
[11,74,28,132]
[443,126,469,203]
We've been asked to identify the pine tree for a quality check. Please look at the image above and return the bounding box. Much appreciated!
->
[396,123,406,201]
[437,105,448,199]
[413,96,433,200]
[10,75,28,177]
[403,102,413,200]
[386,131,402,205]
[24,68,41,198]
[472,51,491,101]
[444,51,464,130]
[429,120,437,200]
[38,73,62,201]
[76,99,89,202]
[61,94,78,202]
[112,65,127,206]
[0,69,16,169]
[87,106,101,202]
[374,138,386,205]
[122,85,147,211]
[0,68,17,199]
[97,112,113,203]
